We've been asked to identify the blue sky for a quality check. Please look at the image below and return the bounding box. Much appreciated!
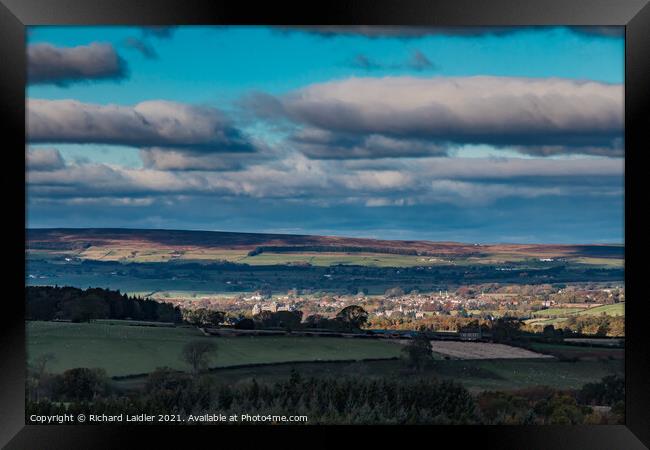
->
[26,26,624,244]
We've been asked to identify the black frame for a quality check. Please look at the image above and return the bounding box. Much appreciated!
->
[2,0,649,448]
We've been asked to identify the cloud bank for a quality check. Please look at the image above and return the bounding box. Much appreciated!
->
[27,99,257,153]
[248,76,623,158]
[28,43,128,86]
[280,26,624,39]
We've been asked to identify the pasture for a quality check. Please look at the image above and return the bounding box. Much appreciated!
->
[427,341,553,360]
[114,357,623,394]
[27,321,624,394]
[532,308,584,317]
[528,303,625,328]
[26,321,404,377]
[575,303,624,317]
[528,342,624,361]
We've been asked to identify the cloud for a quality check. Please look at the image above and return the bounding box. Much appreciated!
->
[123,27,176,59]
[279,26,623,39]
[139,148,247,171]
[349,50,436,71]
[27,43,128,86]
[349,54,381,70]
[123,37,158,59]
[26,148,65,171]
[26,152,623,210]
[141,26,176,39]
[27,99,257,153]
[430,179,562,203]
[248,76,623,158]
[341,156,624,179]
[291,128,448,159]
[407,51,435,70]
[511,142,625,158]
[63,196,155,207]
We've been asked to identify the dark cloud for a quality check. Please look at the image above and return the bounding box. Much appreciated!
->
[349,54,382,70]
[141,26,176,39]
[27,99,257,153]
[26,148,65,171]
[279,26,623,39]
[123,27,176,60]
[407,50,434,70]
[247,76,623,158]
[291,128,448,159]
[512,142,625,158]
[349,50,436,71]
[123,37,158,59]
[27,43,128,86]
[568,26,625,38]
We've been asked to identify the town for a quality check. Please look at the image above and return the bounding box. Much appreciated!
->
[153,282,624,336]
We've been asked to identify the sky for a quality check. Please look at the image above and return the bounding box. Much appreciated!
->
[25,26,625,244]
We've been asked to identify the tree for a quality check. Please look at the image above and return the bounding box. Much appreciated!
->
[304,314,325,328]
[542,324,556,338]
[181,340,218,375]
[27,353,57,402]
[256,310,303,330]
[336,305,369,330]
[57,368,110,401]
[203,310,226,327]
[402,332,433,371]
[32,353,56,380]
[578,375,624,406]
[491,317,523,342]
[234,318,255,330]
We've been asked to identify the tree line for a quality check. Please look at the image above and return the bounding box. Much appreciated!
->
[26,364,624,425]
[26,286,182,323]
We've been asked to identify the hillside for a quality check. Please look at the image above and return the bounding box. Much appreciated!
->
[26,228,624,262]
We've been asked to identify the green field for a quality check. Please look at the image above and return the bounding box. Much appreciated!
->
[529,342,624,361]
[576,303,625,317]
[26,321,404,377]
[28,243,624,269]
[529,303,625,328]
[114,357,623,394]
[27,320,624,394]
[238,252,433,267]
[525,317,571,327]
[532,308,584,317]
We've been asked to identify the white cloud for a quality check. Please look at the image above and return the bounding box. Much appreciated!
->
[27,99,256,153]
[250,76,623,158]
[26,148,65,171]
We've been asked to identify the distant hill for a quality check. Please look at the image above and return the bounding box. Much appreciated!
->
[26,228,624,260]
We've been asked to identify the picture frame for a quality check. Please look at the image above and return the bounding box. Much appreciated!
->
[2,0,648,447]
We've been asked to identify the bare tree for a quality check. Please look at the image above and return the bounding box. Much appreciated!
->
[181,340,217,375]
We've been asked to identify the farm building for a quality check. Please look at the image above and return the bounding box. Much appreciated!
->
[459,326,482,341]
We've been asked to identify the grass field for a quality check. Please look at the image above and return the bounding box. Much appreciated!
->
[238,252,432,267]
[29,241,624,269]
[528,303,625,328]
[26,321,404,377]
[532,308,584,317]
[113,357,623,393]
[27,320,624,395]
[427,341,553,360]
[575,303,625,317]
[528,342,624,361]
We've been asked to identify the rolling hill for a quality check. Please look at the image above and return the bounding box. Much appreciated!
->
[26,228,624,263]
